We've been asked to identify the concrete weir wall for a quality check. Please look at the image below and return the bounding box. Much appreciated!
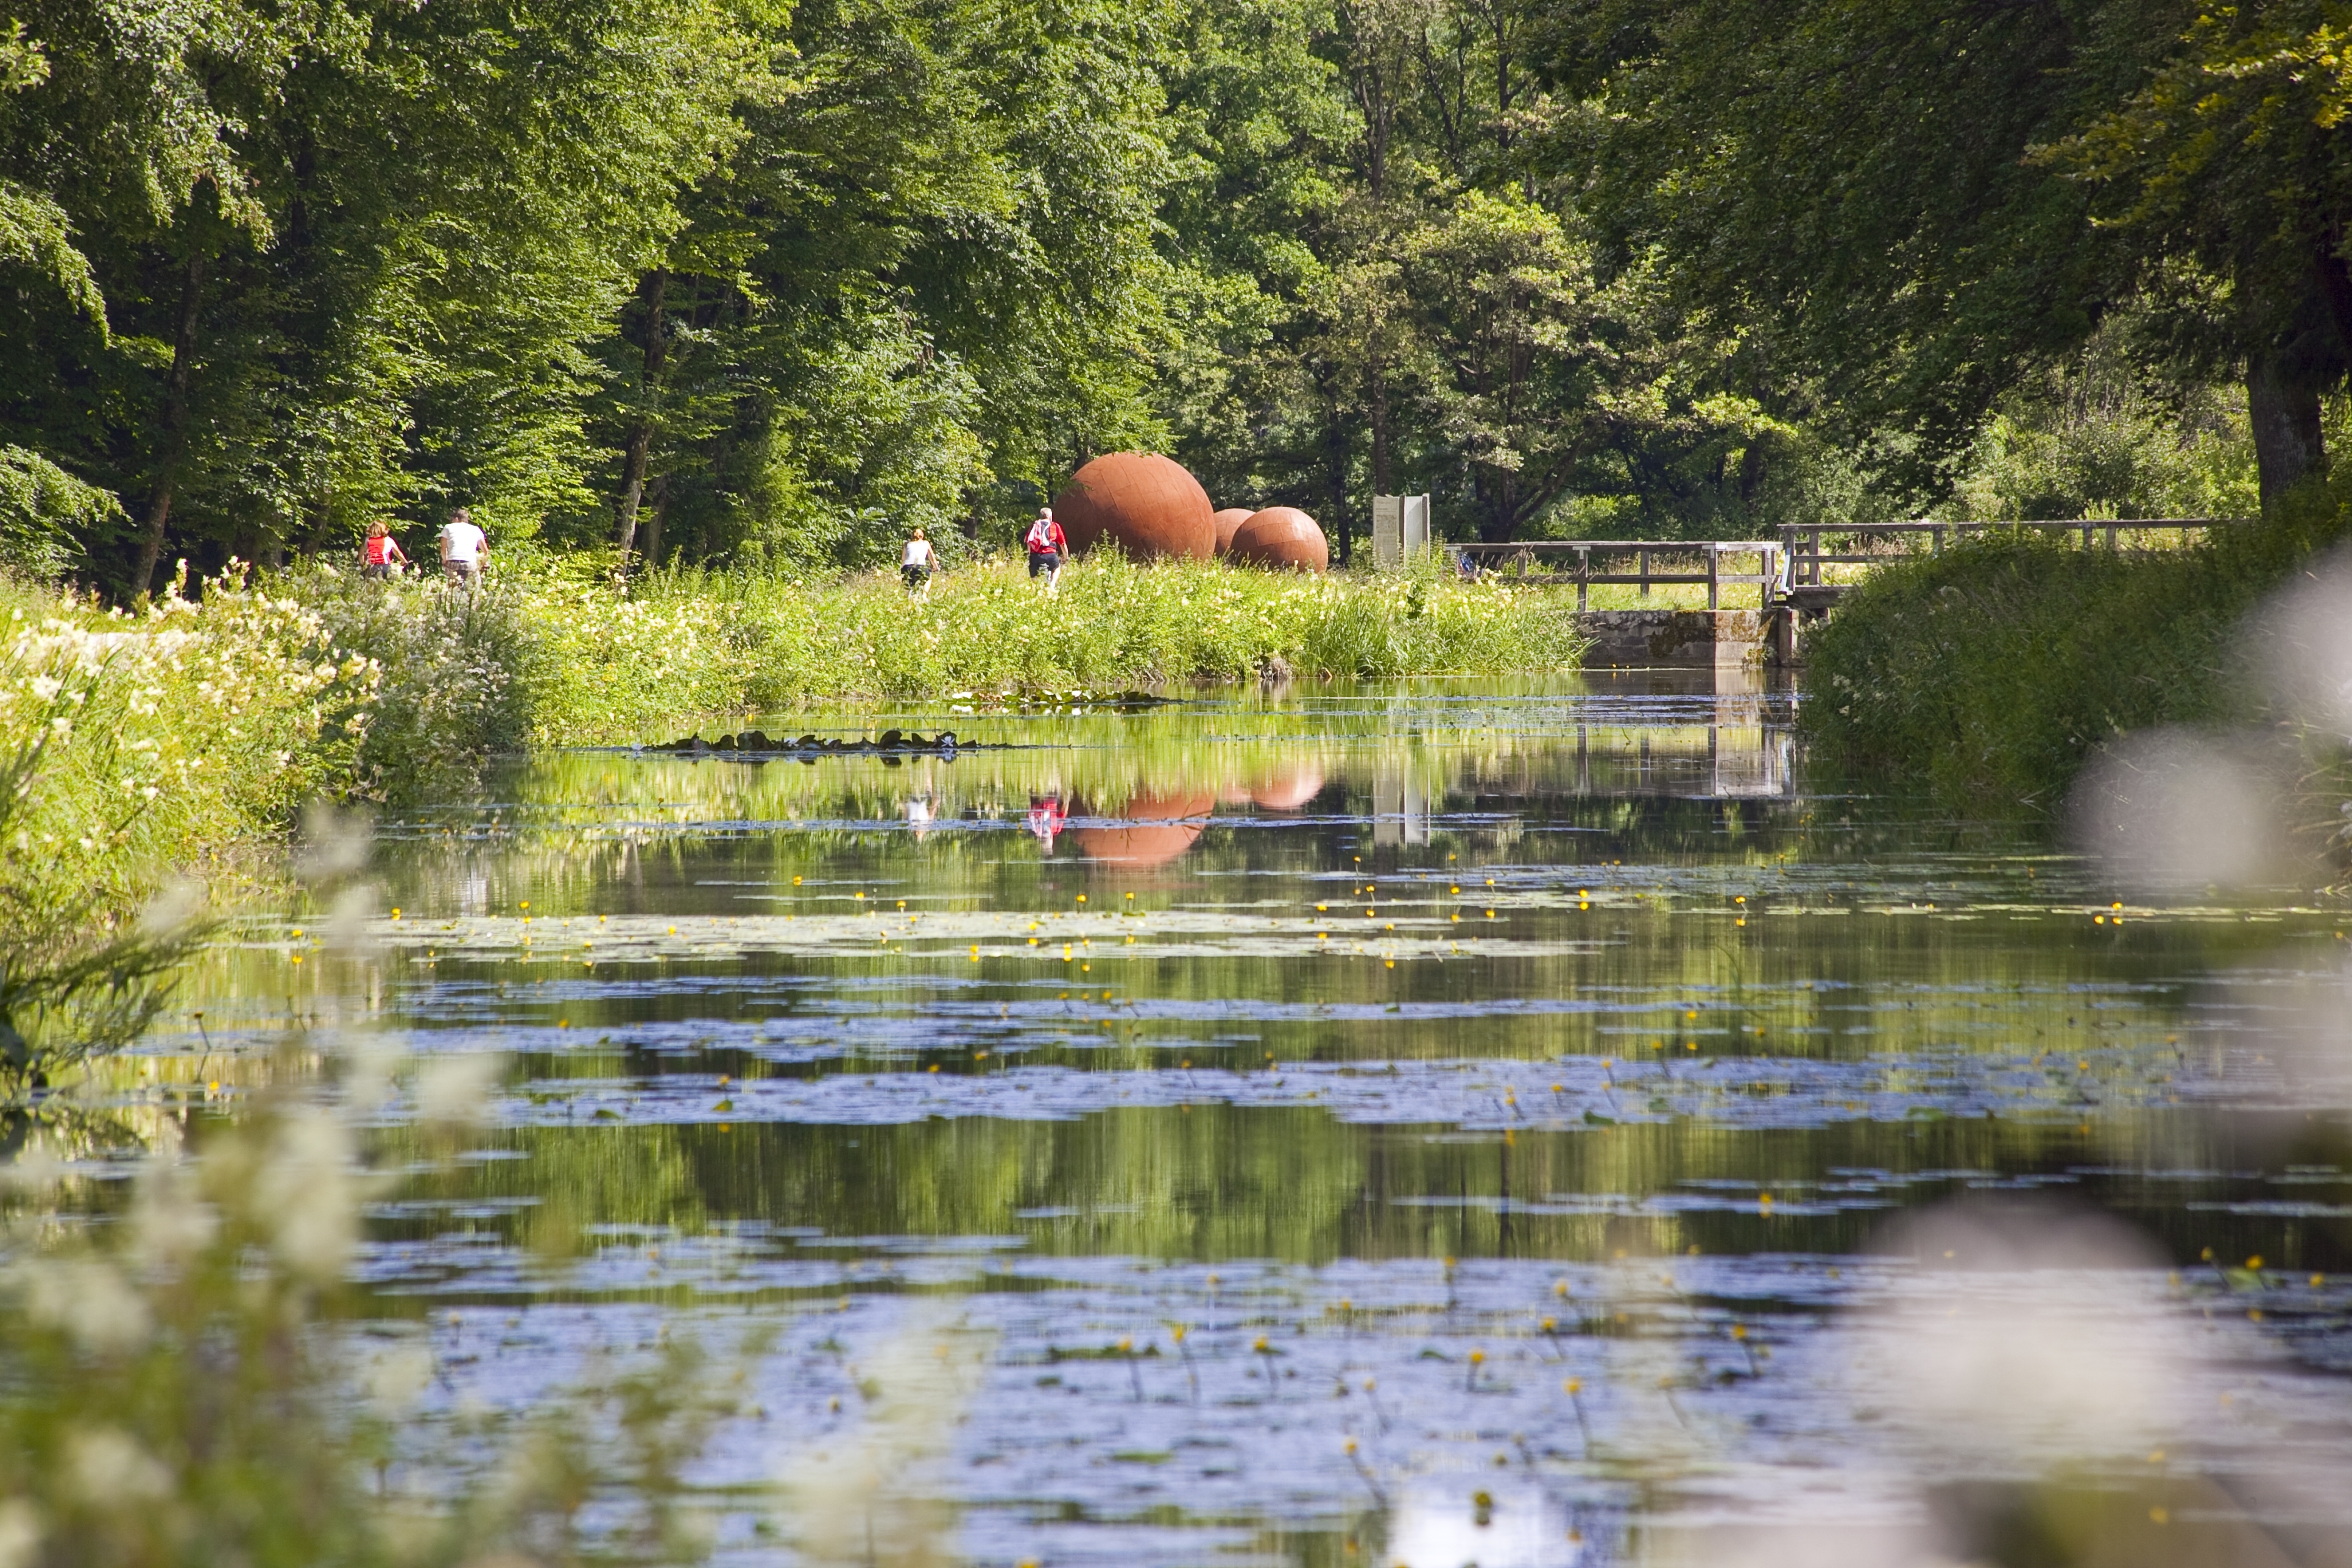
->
[1573,609,1782,672]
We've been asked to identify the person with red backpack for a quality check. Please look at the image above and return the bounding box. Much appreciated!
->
[1025,506,1068,597]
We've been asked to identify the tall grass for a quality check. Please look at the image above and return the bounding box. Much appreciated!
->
[1803,478,2352,810]
[521,553,1584,742]
[0,567,381,1081]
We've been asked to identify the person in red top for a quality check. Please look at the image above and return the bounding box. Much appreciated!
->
[1024,506,1068,598]
[361,521,409,580]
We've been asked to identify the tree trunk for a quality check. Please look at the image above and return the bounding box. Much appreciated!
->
[132,250,206,599]
[1369,362,1391,499]
[641,473,669,568]
[614,267,669,563]
[1324,388,1354,566]
[2248,349,2325,509]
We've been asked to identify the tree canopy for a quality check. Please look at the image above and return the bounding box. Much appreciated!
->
[0,0,2332,587]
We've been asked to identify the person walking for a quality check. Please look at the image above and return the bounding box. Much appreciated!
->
[361,521,409,581]
[1025,506,1067,598]
[439,507,487,590]
[901,526,936,598]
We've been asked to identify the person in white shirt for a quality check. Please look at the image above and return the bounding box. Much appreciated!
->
[439,507,487,589]
[900,526,936,598]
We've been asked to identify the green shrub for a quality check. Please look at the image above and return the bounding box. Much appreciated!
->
[278,567,539,805]
[1803,478,2352,810]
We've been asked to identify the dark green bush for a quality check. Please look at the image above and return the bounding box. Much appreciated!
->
[1802,479,2352,811]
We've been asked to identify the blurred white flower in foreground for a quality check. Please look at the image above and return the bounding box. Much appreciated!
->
[779,1312,991,1567]
[1386,1477,1577,1568]
[1851,1202,2192,1466]
[2247,542,2352,741]
[257,1106,358,1280]
[65,1427,172,1503]
[16,1259,150,1354]
[2066,726,2293,893]
[1645,1521,1957,1568]
[415,1051,503,1128]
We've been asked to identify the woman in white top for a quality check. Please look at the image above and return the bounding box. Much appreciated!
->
[900,526,936,597]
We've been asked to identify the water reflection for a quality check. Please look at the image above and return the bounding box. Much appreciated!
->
[125,674,2352,1566]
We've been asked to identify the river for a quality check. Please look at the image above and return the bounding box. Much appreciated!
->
[159,671,2352,1565]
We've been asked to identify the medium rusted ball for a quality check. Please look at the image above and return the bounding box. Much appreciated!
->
[1054,453,1216,561]
[1212,508,1253,556]
[1248,762,1324,811]
[1229,507,1329,572]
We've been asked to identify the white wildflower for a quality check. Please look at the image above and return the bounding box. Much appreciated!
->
[18,1259,150,1354]
[0,1500,42,1568]
[129,1159,217,1268]
[66,1427,172,1504]
[26,676,59,701]
[363,1343,436,1416]
[415,1053,503,1128]
[257,1108,358,1282]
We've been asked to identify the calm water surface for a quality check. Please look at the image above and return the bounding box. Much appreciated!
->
[160,673,2352,1564]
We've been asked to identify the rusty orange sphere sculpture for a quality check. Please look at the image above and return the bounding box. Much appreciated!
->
[1053,453,1215,561]
[1229,506,1329,573]
[1212,508,1253,556]
[1248,762,1324,811]
[1072,786,1213,867]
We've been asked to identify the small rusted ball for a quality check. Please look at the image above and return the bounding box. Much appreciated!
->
[1212,508,1253,556]
[1229,507,1329,572]
[1053,453,1216,561]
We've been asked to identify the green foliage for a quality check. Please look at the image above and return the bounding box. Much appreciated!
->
[0,568,380,1085]
[1803,478,2352,809]
[2,0,2319,593]
[278,567,539,806]
[521,554,1582,740]
[0,449,121,578]
[0,0,768,593]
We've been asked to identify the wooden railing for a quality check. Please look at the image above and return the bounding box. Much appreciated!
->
[1449,520,2250,613]
[1452,540,1784,610]
[1779,518,2250,588]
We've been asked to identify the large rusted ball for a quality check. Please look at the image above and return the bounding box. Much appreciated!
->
[1212,508,1253,556]
[1054,453,1216,561]
[1072,786,1212,867]
[1230,507,1329,573]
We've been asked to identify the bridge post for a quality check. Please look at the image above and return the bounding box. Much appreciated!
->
[1639,547,1650,598]
[1707,545,1720,610]
[1576,546,1590,612]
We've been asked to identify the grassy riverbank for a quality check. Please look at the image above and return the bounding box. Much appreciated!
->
[1801,481,2352,809]
[516,553,1584,743]
[0,551,1580,922]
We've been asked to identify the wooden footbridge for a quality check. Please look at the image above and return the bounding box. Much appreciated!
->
[1447,519,2245,669]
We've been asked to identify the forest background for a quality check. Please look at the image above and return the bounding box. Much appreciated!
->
[7,0,2350,592]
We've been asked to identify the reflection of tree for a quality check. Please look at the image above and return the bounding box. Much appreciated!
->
[382,1101,2214,1270]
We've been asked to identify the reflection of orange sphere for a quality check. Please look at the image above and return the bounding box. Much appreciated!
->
[1212,508,1253,556]
[1249,763,1324,811]
[1054,454,1215,560]
[1231,507,1329,572]
[1072,787,1213,867]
